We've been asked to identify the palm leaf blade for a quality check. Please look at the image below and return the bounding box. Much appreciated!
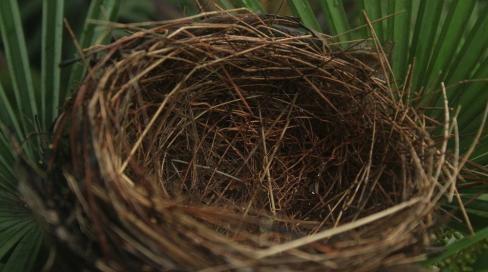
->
[360,0,383,41]
[0,219,32,258]
[0,83,24,142]
[457,58,488,132]
[320,0,350,41]
[288,0,322,31]
[240,0,265,13]
[409,0,443,92]
[66,0,120,97]
[218,0,235,9]
[423,0,476,91]
[423,227,488,266]
[391,0,412,83]
[445,8,488,90]
[1,224,43,272]
[0,0,38,134]
[41,0,65,129]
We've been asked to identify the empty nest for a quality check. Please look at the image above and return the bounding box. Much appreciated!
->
[47,10,462,272]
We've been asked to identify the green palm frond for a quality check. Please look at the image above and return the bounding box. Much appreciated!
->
[0,0,38,136]
[0,192,43,272]
[66,0,120,97]
[422,0,476,92]
[391,0,411,83]
[0,0,121,270]
[424,227,488,270]
[41,0,64,130]
[240,0,265,13]
[0,0,44,268]
[320,0,351,41]
[218,0,235,10]
[288,0,321,31]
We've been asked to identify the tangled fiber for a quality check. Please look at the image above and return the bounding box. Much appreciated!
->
[45,10,466,271]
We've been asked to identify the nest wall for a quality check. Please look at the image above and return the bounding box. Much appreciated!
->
[52,11,454,271]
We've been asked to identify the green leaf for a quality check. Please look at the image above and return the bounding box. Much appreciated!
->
[424,227,488,266]
[0,165,16,193]
[288,0,321,31]
[2,224,43,272]
[240,0,265,13]
[0,175,16,194]
[320,0,350,41]
[448,214,488,235]
[444,198,488,229]
[473,250,488,272]
[443,191,488,233]
[423,0,476,91]
[0,218,27,234]
[465,199,488,216]
[472,135,488,165]
[218,0,235,9]
[0,0,38,134]
[0,83,24,142]
[457,58,488,132]
[0,188,43,271]
[391,0,412,84]
[0,219,32,258]
[409,0,444,92]
[380,0,394,44]
[360,0,383,41]
[445,6,488,92]
[41,0,65,129]
[66,0,120,98]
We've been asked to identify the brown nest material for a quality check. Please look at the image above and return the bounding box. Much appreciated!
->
[50,10,460,272]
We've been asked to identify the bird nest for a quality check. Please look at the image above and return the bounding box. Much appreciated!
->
[49,10,458,271]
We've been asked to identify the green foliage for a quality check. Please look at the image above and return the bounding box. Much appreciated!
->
[0,0,121,270]
[219,0,235,10]
[66,0,120,97]
[391,0,411,83]
[425,228,488,271]
[240,0,265,13]
[288,0,321,31]
[0,0,486,270]
[41,0,64,130]
[0,0,38,143]
[320,0,351,42]
[0,0,45,270]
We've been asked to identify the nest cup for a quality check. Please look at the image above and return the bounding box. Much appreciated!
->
[59,10,447,271]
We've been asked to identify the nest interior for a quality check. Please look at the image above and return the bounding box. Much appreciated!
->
[52,11,453,272]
